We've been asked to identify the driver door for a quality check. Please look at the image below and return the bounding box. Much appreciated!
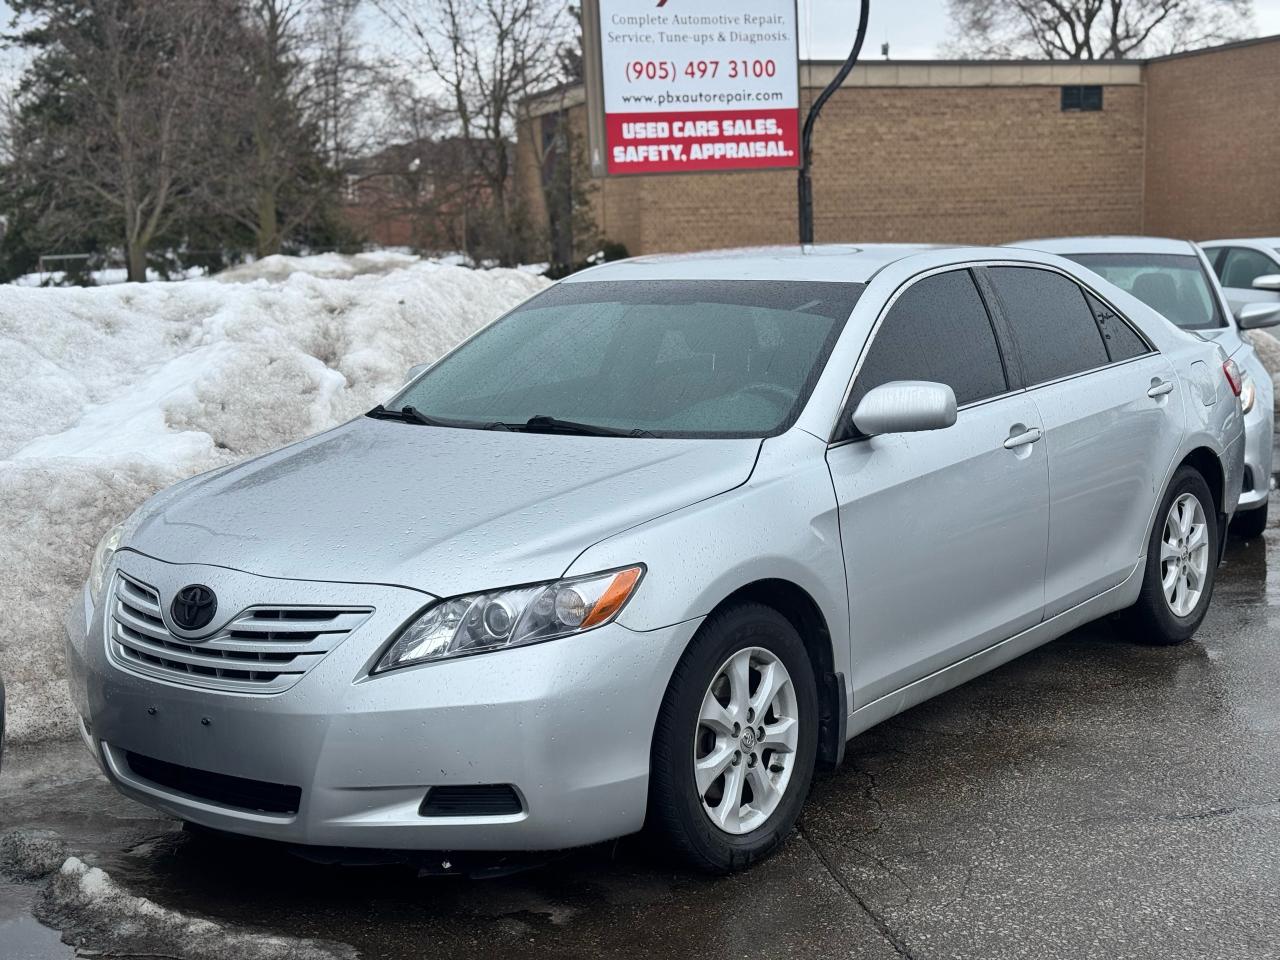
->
[825,269,1050,706]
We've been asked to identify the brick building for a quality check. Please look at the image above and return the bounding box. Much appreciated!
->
[516,35,1280,259]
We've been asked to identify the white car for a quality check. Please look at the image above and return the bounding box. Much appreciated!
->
[1201,239,1280,318]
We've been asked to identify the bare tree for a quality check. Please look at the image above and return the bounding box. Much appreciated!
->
[944,0,1254,59]
[7,0,232,281]
[310,0,383,172]
[375,0,572,264]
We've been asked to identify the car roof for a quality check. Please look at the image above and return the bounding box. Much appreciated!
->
[1011,236,1199,256]
[1201,237,1280,247]
[560,244,948,284]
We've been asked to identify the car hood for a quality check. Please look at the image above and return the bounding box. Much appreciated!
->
[126,417,760,596]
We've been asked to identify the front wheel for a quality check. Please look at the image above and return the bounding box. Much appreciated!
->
[648,603,818,873]
[1124,465,1218,645]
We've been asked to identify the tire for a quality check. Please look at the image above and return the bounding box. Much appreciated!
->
[1124,465,1219,645]
[1231,501,1269,540]
[648,603,819,873]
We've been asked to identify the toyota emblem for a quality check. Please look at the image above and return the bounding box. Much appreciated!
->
[171,584,218,632]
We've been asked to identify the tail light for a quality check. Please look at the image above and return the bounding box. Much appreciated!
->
[1223,359,1243,397]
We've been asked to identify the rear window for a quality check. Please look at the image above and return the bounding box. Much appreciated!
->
[1067,253,1225,330]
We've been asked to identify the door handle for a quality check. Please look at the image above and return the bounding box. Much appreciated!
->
[1003,427,1043,449]
[1147,379,1175,398]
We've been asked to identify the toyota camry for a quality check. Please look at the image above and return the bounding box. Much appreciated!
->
[66,245,1245,873]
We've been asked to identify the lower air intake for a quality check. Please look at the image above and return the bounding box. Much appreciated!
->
[419,784,522,817]
[125,751,301,815]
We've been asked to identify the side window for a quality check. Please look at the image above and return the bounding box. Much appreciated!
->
[988,267,1109,385]
[1085,292,1149,362]
[1220,247,1278,290]
[846,270,1007,421]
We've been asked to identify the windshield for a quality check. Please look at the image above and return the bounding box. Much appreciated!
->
[1066,253,1225,330]
[383,279,863,439]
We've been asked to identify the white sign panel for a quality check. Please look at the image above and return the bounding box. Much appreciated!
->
[596,0,801,175]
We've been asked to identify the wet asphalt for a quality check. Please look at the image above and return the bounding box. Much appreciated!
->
[2,498,1279,959]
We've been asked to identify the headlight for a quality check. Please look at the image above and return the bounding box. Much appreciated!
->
[374,565,644,672]
[1240,370,1256,414]
[88,523,124,607]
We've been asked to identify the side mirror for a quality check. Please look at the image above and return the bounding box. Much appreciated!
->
[405,362,430,382]
[1237,301,1280,330]
[1251,274,1280,292]
[852,380,957,437]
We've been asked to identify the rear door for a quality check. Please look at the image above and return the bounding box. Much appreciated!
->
[826,268,1049,705]
[984,266,1184,617]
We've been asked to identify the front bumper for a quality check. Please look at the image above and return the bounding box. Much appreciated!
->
[66,552,699,851]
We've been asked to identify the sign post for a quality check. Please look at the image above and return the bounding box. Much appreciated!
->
[797,0,869,244]
[583,0,801,178]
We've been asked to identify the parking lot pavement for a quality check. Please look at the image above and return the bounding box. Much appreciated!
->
[3,509,1279,960]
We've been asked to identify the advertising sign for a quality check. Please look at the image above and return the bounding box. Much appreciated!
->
[593,0,800,176]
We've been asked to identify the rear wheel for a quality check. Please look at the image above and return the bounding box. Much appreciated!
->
[648,603,818,873]
[1124,466,1218,645]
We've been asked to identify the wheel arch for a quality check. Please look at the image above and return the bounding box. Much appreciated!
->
[1154,446,1231,566]
[705,579,847,770]
[1179,446,1226,518]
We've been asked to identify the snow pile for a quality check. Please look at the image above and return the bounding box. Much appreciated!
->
[0,829,70,880]
[38,856,358,960]
[1246,329,1280,410]
[1,255,548,743]
[215,250,422,283]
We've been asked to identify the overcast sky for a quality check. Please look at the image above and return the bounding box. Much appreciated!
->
[801,0,1280,59]
[2,0,1279,81]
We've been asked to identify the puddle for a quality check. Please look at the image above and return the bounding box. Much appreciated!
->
[0,884,74,960]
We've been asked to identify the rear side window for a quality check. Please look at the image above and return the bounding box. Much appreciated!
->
[1085,292,1149,362]
[989,267,1109,385]
[847,270,1007,419]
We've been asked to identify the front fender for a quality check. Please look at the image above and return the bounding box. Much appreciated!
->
[563,430,850,691]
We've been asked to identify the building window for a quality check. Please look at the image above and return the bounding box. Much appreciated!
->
[1061,85,1103,111]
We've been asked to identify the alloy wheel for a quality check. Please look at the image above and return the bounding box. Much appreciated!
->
[694,646,799,835]
[1161,491,1210,618]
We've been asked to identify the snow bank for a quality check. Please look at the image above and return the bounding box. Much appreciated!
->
[38,856,357,959]
[1,254,548,742]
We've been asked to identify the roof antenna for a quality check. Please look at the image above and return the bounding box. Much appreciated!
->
[798,0,870,248]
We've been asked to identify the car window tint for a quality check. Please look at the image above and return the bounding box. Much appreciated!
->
[1204,247,1226,278]
[848,270,1007,416]
[989,267,1109,385]
[1085,292,1148,362]
[1221,247,1278,289]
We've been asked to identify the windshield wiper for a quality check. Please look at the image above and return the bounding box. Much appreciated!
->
[367,405,508,431]
[369,406,652,437]
[517,415,656,438]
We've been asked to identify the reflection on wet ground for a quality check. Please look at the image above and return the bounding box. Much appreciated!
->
[2,516,1278,959]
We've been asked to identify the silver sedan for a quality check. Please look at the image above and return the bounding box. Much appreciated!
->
[1015,236,1277,538]
[66,245,1245,873]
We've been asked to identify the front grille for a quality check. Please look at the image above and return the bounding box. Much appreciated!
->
[108,573,372,694]
[125,750,301,815]
[420,785,523,817]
